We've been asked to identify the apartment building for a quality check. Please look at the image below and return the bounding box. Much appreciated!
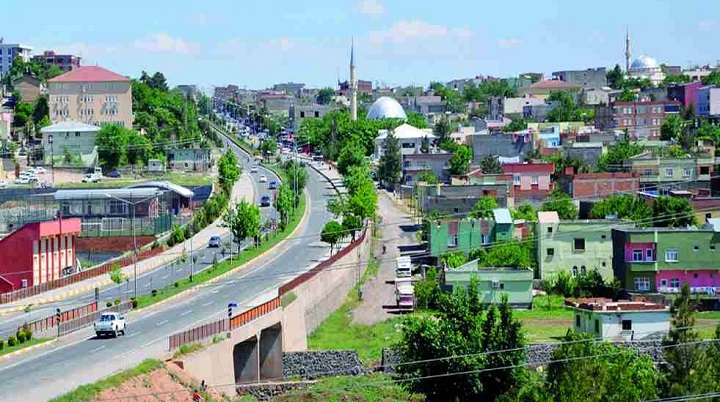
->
[594,100,681,140]
[31,50,81,72]
[697,86,720,117]
[0,41,32,79]
[47,66,133,128]
[502,162,554,204]
[624,152,714,191]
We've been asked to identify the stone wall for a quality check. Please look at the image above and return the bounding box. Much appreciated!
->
[283,350,367,379]
[236,381,315,401]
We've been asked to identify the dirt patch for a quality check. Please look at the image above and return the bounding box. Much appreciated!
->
[96,361,226,402]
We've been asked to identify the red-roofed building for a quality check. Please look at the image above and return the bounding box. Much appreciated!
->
[0,218,82,293]
[47,66,133,128]
[502,162,555,203]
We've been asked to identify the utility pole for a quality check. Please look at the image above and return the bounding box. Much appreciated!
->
[189,235,194,282]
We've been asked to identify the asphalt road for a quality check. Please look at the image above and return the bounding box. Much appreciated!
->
[0,143,334,401]
[0,136,279,339]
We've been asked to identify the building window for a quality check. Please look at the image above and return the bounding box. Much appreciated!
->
[634,277,651,291]
[575,314,581,327]
[683,168,693,178]
[694,244,699,251]
[594,319,600,333]
[531,176,538,185]
[665,168,673,178]
[645,248,653,261]
[660,279,668,287]
[665,249,678,262]
[481,234,490,245]
[711,244,716,251]
[700,166,710,175]
[573,238,586,251]
[632,249,643,261]
[580,265,586,276]
[513,175,521,185]
[547,248,554,257]
[572,266,578,277]
[671,278,680,288]
[622,320,632,331]
[547,226,553,234]
[448,234,458,247]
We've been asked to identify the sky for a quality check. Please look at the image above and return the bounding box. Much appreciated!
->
[6,0,720,90]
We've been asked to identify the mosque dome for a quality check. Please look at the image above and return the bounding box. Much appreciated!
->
[366,96,407,120]
[631,55,659,70]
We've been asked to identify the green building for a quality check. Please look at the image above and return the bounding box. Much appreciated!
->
[611,223,720,293]
[428,209,515,257]
[443,259,534,308]
[536,211,618,281]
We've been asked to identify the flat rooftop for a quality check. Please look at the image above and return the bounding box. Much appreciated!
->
[565,298,668,312]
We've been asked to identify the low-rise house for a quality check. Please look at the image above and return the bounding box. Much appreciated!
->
[624,152,714,192]
[502,162,554,204]
[667,82,702,110]
[566,298,670,341]
[148,159,166,173]
[428,209,516,257]
[40,120,101,167]
[523,102,559,122]
[375,123,435,158]
[518,80,581,100]
[408,95,446,115]
[474,118,511,133]
[611,223,720,293]
[552,68,607,89]
[13,75,44,104]
[166,148,212,172]
[469,131,534,161]
[289,104,336,121]
[503,96,546,119]
[444,260,533,308]
[563,142,605,167]
[418,182,510,217]
[537,211,617,280]
[402,152,452,185]
[566,172,640,201]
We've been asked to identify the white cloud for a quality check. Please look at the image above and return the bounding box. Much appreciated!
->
[357,0,385,16]
[369,20,471,44]
[135,32,193,55]
[498,38,523,48]
[699,19,718,31]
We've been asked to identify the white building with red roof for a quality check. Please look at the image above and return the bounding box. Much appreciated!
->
[47,66,133,128]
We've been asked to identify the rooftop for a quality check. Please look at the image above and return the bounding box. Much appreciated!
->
[502,162,554,174]
[367,96,408,120]
[40,120,102,133]
[538,211,560,224]
[493,208,512,224]
[565,298,668,312]
[125,181,195,198]
[527,80,581,90]
[377,123,434,140]
[48,66,130,83]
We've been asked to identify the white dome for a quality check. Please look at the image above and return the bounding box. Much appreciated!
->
[366,96,407,120]
[631,55,659,70]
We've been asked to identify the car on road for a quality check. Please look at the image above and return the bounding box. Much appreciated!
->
[105,170,122,178]
[260,195,271,207]
[258,175,267,183]
[94,312,126,337]
[13,177,31,185]
[250,165,258,173]
[268,180,278,190]
[208,236,221,248]
[31,167,47,174]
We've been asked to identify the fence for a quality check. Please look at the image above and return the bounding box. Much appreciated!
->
[0,246,165,304]
[79,214,177,237]
[168,297,281,350]
[57,301,133,337]
[20,301,99,334]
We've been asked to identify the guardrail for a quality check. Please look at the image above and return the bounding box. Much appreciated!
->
[20,301,98,334]
[57,301,133,337]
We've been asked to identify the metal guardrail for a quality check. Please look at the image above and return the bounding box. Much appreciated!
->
[20,301,99,334]
[57,301,133,337]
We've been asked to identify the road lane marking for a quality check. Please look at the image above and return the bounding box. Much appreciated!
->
[181,309,193,317]
[155,319,169,327]
[160,274,169,280]
[144,282,151,288]
[202,301,213,307]
[90,345,105,354]
[127,331,141,338]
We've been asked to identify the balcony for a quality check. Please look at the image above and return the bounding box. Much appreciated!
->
[625,261,658,273]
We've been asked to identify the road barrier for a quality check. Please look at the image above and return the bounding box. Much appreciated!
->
[57,301,133,337]
[20,301,99,334]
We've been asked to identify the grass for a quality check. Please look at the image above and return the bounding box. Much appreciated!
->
[270,373,424,402]
[55,173,212,189]
[0,338,52,358]
[49,358,164,402]
[134,190,306,309]
[172,342,204,358]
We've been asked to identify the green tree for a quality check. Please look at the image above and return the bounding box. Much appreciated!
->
[617,89,636,102]
[662,283,716,398]
[315,87,335,105]
[336,140,366,175]
[260,137,277,159]
[448,144,472,175]
[440,251,468,268]
[284,160,309,194]
[664,74,691,85]
[406,111,428,129]
[546,333,660,402]
[433,118,452,144]
[479,155,503,174]
[652,196,697,228]
[321,220,343,255]
[546,91,593,123]
[597,139,645,172]
[471,241,535,269]
[590,194,652,222]
[108,264,126,301]
[416,170,438,184]
[660,115,685,142]
[347,179,378,220]
[414,267,442,309]
[223,200,262,247]
[32,96,49,125]
[341,214,363,241]
[505,118,529,132]
[274,183,295,230]
[511,202,536,221]
[420,135,430,153]
[13,102,32,127]
[701,71,720,87]
[95,125,136,170]
[606,64,625,89]
[541,189,578,220]
[469,196,498,219]
[378,131,402,188]
[218,148,241,185]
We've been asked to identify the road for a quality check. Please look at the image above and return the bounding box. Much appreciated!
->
[0,142,334,402]
[0,137,280,339]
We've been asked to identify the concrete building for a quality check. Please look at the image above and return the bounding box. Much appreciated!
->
[667,82,702,110]
[375,123,434,157]
[566,172,640,201]
[523,102,559,122]
[612,224,720,293]
[272,82,305,97]
[40,121,101,167]
[469,131,534,161]
[418,180,512,217]
[502,162,554,204]
[428,210,515,257]
[402,152,451,185]
[564,142,605,167]
[0,218,81,293]
[518,80,581,100]
[697,86,720,117]
[446,77,484,92]
[166,148,212,172]
[444,261,533,308]
[624,152,714,191]
[503,97,546,118]
[0,41,32,79]
[31,50,81,72]
[47,66,133,128]
[12,75,43,104]
[289,104,336,122]
[537,211,616,280]
[552,68,607,89]
[595,100,681,140]
[408,95,446,116]
[628,55,665,86]
[176,85,199,101]
[567,298,670,341]
[367,96,407,121]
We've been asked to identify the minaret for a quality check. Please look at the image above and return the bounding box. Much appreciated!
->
[350,39,358,121]
[625,27,632,73]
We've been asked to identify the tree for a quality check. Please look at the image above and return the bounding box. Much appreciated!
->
[590,194,652,222]
[95,125,134,170]
[664,74,691,85]
[260,137,277,159]
[469,196,498,219]
[597,139,645,172]
[701,71,720,87]
[662,284,716,398]
[505,118,528,132]
[606,64,625,89]
[652,196,697,228]
[479,155,502,174]
[336,140,366,175]
[223,200,261,247]
[617,89,636,102]
[32,96,49,125]
[406,111,428,129]
[284,160,309,195]
[546,91,593,123]
[449,145,472,175]
[378,131,402,188]
[108,264,126,301]
[660,115,685,142]
[546,333,660,402]
[218,148,241,185]
[417,170,438,184]
[13,102,32,127]
[315,87,335,105]
[420,135,430,153]
[341,214,363,241]
[347,179,378,220]
[541,189,578,220]
[148,72,169,91]
[511,202,536,221]
[440,251,468,268]
[274,183,295,230]
[433,118,452,144]
[470,241,535,269]
[321,220,343,255]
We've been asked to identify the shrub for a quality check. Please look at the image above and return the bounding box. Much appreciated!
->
[0,338,4,350]
[114,298,121,306]
[22,324,32,341]
[174,281,179,288]
[151,241,160,249]
[7,336,16,347]
[415,267,442,309]
[106,301,113,308]
[549,271,577,297]
[151,289,157,297]
[16,331,26,344]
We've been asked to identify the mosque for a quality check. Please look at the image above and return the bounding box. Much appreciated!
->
[625,30,665,86]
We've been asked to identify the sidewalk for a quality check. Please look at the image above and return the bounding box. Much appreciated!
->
[0,173,255,314]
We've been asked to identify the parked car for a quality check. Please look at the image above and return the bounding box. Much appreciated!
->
[105,170,122,178]
[94,312,126,338]
[268,180,278,190]
[260,195,271,207]
[208,236,221,248]
[0,180,7,188]
[33,167,47,174]
[82,173,101,183]
[18,148,27,156]
[250,165,258,173]
[13,177,30,185]
[258,175,267,183]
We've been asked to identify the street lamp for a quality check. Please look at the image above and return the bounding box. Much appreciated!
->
[48,134,54,185]
[104,190,167,299]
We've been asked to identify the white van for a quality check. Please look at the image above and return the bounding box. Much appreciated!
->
[396,256,412,278]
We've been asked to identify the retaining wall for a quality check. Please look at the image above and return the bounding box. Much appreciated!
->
[282,350,367,379]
